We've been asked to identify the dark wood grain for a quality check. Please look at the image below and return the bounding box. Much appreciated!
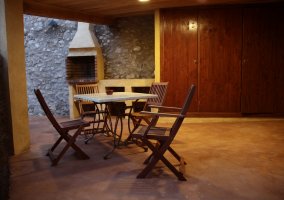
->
[241,5,284,113]
[160,9,198,111]
[198,7,242,112]
[273,7,284,113]
[24,0,279,21]
[160,4,284,114]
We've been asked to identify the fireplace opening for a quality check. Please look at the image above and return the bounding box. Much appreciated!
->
[66,56,97,84]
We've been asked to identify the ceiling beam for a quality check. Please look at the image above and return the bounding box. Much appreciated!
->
[23,2,113,24]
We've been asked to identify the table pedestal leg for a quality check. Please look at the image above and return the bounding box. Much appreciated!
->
[103,115,123,159]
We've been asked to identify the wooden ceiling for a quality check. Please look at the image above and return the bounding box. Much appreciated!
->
[23,0,277,24]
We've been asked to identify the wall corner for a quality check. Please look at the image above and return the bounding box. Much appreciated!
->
[154,9,161,82]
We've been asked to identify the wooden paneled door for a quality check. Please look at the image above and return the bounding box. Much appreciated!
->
[160,4,284,115]
[274,7,284,113]
[198,8,242,112]
[242,5,284,113]
[160,9,198,111]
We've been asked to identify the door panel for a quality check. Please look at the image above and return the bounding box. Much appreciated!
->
[274,7,284,113]
[241,6,284,113]
[160,9,198,110]
[198,8,242,112]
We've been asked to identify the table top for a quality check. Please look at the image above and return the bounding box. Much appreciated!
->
[74,92,158,103]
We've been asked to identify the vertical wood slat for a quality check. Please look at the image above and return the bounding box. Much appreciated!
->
[160,4,284,114]
[76,84,99,94]
[241,5,284,113]
[274,7,284,113]
[160,7,241,113]
[198,7,242,112]
[160,9,198,110]
[147,82,168,105]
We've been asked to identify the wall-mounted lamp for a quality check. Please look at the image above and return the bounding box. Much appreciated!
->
[188,21,197,30]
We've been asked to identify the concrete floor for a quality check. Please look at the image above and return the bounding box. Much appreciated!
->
[10,116,284,200]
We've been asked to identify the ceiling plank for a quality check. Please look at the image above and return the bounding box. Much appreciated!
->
[23,0,280,21]
[23,1,113,24]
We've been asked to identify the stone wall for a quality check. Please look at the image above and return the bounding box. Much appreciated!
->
[95,15,154,79]
[25,15,154,116]
[24,16,77,116]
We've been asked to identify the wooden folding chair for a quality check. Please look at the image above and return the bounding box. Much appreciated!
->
[126,82,168,140]
[75,84,100,117]
[34,89,90,166]
[75,83,107,143]
[131,84,195,180]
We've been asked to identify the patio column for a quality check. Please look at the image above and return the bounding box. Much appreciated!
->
[0,0,30,154]
[154,9,161,82]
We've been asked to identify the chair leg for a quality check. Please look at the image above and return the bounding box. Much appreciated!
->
[126,117,142,142]
[137,155,160,179]
[146,142,186,165]
[70,143,90,159]
[156,142,186,180]
[127,115,136,135]
[51,139,73,166]
[48,127,89,166]
[84,109,100,144]
[143,153,153,164]
[136,139,165,179]
[48,136,63,155]
[143,142,160,164]
[168,146,187,165]
[142,116,151,125]
[139,139,187,181]
[160,155,187,181]
[125,118,148,152]
[68,128,90,159]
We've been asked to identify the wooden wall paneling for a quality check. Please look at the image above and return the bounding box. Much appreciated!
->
[198,8,242,112]
[160,10,175,107]
[160,9,198,110]
[241,6,278,113]
[182,10,198,111]
[271,6,284,113]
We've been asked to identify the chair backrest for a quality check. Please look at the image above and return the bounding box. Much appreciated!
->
[171,84,196,137]
[75,83,99,94]
[75,84,100,114]
[34,89,62,133]
[146,82,168,107]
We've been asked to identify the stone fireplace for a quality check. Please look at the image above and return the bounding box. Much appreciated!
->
[66,22,104,83]
[67,22,154,118]
[67,22,104,117]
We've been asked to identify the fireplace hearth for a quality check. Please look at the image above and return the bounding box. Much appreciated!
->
[66,55,97,84]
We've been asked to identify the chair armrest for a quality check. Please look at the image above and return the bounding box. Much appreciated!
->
[124,105,133,110]
[148,105,182,110]
[140,111,184,118]
[124,105,134,115]
[74,99,81,102]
